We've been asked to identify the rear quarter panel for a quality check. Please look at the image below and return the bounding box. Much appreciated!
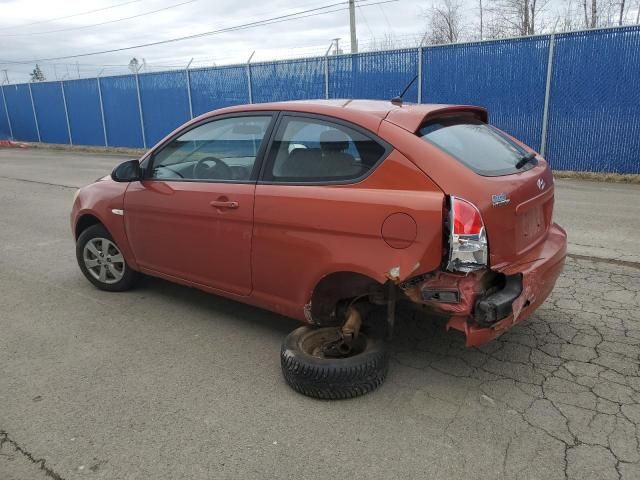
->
[251,150,444,320]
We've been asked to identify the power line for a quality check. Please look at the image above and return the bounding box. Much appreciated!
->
[357,3,376,39]
[1,29,424,82]
[0,0,398,64]
[0,0,199,37]
[378,2,393,33]
[0,0,144,32]
[0,30,420,75]
[0,1,347,62]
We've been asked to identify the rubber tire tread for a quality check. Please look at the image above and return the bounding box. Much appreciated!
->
[281,326,389,400]
[76,224,138,292]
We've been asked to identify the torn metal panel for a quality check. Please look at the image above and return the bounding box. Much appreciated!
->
[403,270,491,316]
[446,226,567,347]
[385,261,421,283]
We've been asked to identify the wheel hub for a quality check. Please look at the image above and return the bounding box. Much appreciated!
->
[83,237,125,284]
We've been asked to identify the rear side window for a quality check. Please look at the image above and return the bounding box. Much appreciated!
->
[265,116,387,183]
[418,116,535,176]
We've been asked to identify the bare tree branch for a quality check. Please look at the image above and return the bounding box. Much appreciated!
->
[490,0,552,36]
[423,0,465,44]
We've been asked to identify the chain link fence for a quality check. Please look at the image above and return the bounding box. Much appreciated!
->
[1,25,639,173]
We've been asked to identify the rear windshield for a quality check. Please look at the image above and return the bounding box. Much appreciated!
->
[417,116,536,176]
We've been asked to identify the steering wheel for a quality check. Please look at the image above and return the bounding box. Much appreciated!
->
[193,156,233,180]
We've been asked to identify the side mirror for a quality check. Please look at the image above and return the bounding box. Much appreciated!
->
[111,159,141,182]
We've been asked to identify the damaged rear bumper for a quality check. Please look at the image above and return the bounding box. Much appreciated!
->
[408,223,567,346]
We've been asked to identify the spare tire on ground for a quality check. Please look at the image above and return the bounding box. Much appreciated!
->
[280,326,390,400]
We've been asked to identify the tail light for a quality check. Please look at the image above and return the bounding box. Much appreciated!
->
[446,196,488,272]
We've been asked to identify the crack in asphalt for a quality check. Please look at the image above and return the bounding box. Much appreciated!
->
[390,256,640,480]
[567,254,640,270]
[0,175,79,189]
[2,256,636,479]
[0,431,66,480]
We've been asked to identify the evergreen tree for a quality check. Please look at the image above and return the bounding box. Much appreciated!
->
[128,57,140,73]
[29,64,45,82]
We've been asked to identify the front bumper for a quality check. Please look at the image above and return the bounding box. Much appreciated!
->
[416,223,567,346]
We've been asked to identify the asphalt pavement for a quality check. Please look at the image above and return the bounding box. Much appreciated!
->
[1,148,639,480]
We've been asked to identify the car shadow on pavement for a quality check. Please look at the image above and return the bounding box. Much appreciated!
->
[137,274,300,337]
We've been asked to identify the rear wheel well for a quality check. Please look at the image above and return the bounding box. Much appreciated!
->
[75,214,102,240]
[308,272,383,326]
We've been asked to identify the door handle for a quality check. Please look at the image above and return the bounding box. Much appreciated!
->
[210,200,239,209]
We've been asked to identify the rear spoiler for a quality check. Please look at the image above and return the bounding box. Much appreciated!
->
[384,105,489,133]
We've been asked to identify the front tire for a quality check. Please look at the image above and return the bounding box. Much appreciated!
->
[76,224,138,292]
[281,326,390,400]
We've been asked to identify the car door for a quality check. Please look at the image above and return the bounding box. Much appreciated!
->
[124,113,275,296]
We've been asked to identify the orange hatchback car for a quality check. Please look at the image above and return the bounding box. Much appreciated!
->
[71,100,567,399]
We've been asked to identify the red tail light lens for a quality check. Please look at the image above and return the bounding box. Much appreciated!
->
[453,198,484,235]
[447,196,488,272]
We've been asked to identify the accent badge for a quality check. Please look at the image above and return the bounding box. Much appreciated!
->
[491,193,510,207]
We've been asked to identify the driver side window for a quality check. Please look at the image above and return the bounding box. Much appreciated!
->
[150,115,272,182]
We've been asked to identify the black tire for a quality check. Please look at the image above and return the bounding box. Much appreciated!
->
[76,224,138,292]
[280,326,390,400]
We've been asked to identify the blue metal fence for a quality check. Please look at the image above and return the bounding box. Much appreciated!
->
[64,79,104,146]
[3,84,38,142]
[2,26,639,173]
[422,36,550,156]
[0,98,11,140]
[251,57,325,103]
[0,87,10,139]
[544,26,640,172]
[139,70,191,145]
[30,82,69,144]
[100,75,144,148]
[189,65,249,116]
[330,48,418,102]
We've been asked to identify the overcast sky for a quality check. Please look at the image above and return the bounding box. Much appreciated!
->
[0,0,428,81]
[1,0,638,83]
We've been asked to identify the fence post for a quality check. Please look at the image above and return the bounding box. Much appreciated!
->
[324,55,329,99]
[1,85,13,140]
[540,33,555,157]
[96,74,108,146]
[185,58,194,119]
[246,51,255,104]
[324,41,334,100]
[417,46,423,104]
[134,69,147,148]
[28,82,41,142]
[60,81,73,145]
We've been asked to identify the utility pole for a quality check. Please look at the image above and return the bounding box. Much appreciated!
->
[348,0,357,53]
[479,0,483,40]
[333,37,341,55]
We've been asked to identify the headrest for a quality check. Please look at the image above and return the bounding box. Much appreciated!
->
[320,129,349,152]
[288,148,321,162]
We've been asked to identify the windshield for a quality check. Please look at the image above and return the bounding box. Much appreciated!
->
[417,116,536,176]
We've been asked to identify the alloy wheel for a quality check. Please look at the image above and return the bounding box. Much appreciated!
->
[82,237,125,284]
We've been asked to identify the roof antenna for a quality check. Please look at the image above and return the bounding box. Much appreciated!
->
[391,74,418,106]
